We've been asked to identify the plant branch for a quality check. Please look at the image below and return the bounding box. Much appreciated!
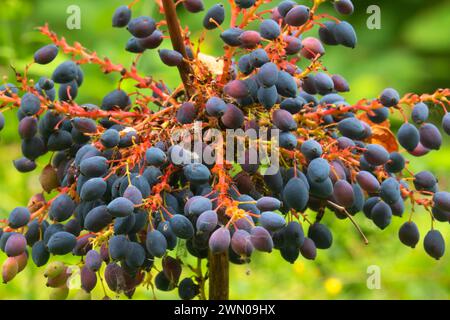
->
[161,0,194,98]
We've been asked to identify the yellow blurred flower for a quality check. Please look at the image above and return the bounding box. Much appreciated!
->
[293,261,305,275]
[324,277,343,296]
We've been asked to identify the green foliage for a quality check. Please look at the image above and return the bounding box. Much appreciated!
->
[0,0,449,299]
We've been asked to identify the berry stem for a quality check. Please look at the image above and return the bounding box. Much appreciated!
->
[208,250,229,300]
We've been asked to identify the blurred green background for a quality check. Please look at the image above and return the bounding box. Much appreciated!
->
[0,0,449,300]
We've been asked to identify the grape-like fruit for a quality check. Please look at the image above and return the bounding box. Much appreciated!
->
[398,221,420,248]
[79,156,108,178]
[301,139,322,161]
[250,226,273,252]
[338,117,365,139]
[257,62,279,88]
[256,197,281,212]
[368,107,389,124]
[196,210,218,234]
[125,242,146,268]
[183,163,211,184]
[299,237,317,260]
[301,37,325,59]
[5,233,27,257]
[273,109,297,131]
[307,158,330,183]
[101,89,131,111]
[114,215,136,235]
[371,200,392,230]
[80,178,107,201]
[146,230,167,258]
[178,277,199,300]
[183,0,204,13]
[146,147,167,167]
[380,177,400,205]
[423,230,445,260]
[170,214,194,239]
[127,16,156,38]
[257,86,278,109]
[123,185,143,205]
[47,231,77,255]
[235,0,255,9]
[205,97,227,117]
[138,30,163,49]
[8,207,31,229]
[333,180,354,208]
[356,171,380,193]
[442,113,450,135]
[275,71,297,98]
[220,28,244,47]
[411,102,429,124]
[384,152,405,173]
[34,44,58,65]
[279,132,298,150]
[419,123,442,150]
[187,197,212,216]
[0,113,4,132]
[112,5,132,28]
[84,205,112,232]
[224,80,248,99]
[72,117,97,134]
[283,177,309,211]
[231,229,254,256]
[334,0,354,15]
[125,37,145,53]
[280,97,305,114]
[238,31,261,49]
[364,144,389,166]
[21,136,47,160]
[379,88,400,107]
[432,207,449,222]
[221,103,245,129]
[49,194,75,222]
[159,49,183,67]
[18,116,38,139]
[209,227,231,254]
[318,21,338,46]
[108,235,129,261]
[285,5,310,27]
[277,1,296,17]
[283,35,303,55]
[397,123,420,151]
[314,72,334,95]
[20,93,41,116]
[413,171,437,192]
[260,212,286,231]
[260,19,280,40]
[107,197,134,217]
[31,241,50,267]
[250,48,269,67]
[308,223,332,249]
[81,266,97,292]
[2,257,18,284]
[85,250,102,272]
[101,129,120,148]
[52,61,78,84]
[203,4,225,30]
[433,191,450,212]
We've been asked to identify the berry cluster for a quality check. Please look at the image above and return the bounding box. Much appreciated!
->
[0,0,449,300]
